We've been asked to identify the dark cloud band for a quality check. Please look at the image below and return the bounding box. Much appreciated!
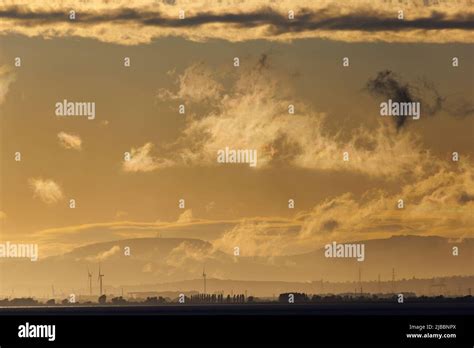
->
[1,6,473,33]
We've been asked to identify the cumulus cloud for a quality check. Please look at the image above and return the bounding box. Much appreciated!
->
[0,65,16,105]
[0,1,472,45]
[28,178,64,204]
[57,131,82,150]
[122,142,174,172]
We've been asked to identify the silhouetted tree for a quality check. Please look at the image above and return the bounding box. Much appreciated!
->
[112,296,127,305]
[98,294,107,304]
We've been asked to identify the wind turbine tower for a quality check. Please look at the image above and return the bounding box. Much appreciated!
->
[87,268,93,295]
[392,268,396,293]
[202,267,207,295]
[98,264,104,296]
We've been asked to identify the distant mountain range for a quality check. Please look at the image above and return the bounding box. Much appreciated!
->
[1,235,472,297]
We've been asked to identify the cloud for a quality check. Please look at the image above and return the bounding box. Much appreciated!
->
[85,245,120,262]
[166,241,212,268]
[366,70,473,130]
[0,1,472,45]
[122,142,174,172]
[142,262,153,273]
[57,131,82,150]
[205,201,216,212]
[32,216,298,257]
[212,220,297,257]
[30,159,473,258]
[115,210,128,219]
[366,70,445,130]
[28,178,64,204]
[157,63,223,103]
[0,211,6,220]
[209,162,474,256]
[300,162,474,242]
[177,209,193,224]
[0,65,16,105]
[153,59,438,179]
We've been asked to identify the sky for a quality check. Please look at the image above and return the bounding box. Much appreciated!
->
[0,0,472,264]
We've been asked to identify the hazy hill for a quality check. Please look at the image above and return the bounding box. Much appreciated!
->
[0,235,472,297]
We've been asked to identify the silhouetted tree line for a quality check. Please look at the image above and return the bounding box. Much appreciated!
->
[0,294,471,306]
[144,296,166,304]
[278,293,474,303]
[279,293,310,303]
[187,293,246,304]
[111,296,128,305]
[0,297,38,306]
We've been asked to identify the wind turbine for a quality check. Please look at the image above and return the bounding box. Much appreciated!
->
[87,268,92,295]
[202,267,207,295]
[98,264,104,296]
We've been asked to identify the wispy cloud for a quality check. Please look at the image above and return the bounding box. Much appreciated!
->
[157,63,223,103]
[212,220,296,257]
[166,241,211,269]
[177,209,194,224]
[0,65,16,105]
[28,178,64,204]
[122,142,174,172]
[57,131,82,150]
[31,157,473,257]
[85,245,120,262]
[211,162,474,256]
[154,57,439,179]
[32,216,297,256]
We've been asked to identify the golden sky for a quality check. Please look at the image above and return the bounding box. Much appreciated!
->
[0,0,473,261]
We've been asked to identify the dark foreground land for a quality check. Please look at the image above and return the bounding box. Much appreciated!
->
[1,301,473,315]
[1,303,472,346]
